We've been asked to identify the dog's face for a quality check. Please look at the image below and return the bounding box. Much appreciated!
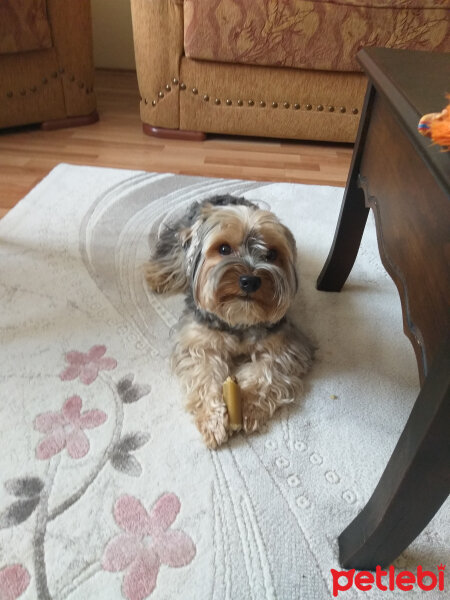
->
[183,203,298,327]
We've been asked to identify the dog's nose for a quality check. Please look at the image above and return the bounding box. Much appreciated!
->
[239,275,262,294]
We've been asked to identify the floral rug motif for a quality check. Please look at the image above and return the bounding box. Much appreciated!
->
[0,165,448,600]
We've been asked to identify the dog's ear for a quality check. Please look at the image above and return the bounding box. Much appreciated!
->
[281,224,297,257]
[280,224,298,293]
[178,201,211,248]
[199,202,215,219]
[178,226,193,248]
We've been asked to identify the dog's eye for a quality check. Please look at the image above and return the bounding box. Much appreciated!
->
[219,244,232,255]
[266,248,278,261]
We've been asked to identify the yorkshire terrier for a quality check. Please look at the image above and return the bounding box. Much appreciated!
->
[146,195,314,448]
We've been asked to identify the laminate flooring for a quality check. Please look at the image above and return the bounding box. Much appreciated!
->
[0,70,352,218]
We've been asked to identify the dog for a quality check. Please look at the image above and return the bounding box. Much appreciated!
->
[145,194,314,448]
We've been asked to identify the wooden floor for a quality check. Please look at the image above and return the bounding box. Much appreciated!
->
[0,70,352,218]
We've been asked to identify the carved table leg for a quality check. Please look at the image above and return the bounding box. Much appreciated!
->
[316,85,375,292]
[316,185,369,291]
[339,336,450,569]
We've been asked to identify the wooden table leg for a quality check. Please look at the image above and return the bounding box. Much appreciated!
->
[316,185,369,292]
[339,336,450,569]
[316,85,375,292]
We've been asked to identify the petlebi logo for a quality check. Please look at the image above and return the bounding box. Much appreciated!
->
[331,564,446,596]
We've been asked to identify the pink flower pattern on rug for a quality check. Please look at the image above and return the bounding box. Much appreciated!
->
[60,345,117,385]
[102,493,196,600]
[34,395,107,460]
[0,564,30,600]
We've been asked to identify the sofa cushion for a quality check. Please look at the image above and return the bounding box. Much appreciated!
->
[0,0,52,56]
[184,0,450,72]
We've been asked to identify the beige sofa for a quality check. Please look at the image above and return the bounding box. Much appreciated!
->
[130,0,449,143]
[0,0,97,130]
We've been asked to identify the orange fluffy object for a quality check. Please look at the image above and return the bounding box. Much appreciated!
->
[430,106,450,148]
[418,96,450,151]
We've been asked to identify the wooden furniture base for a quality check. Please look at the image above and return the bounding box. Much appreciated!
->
[317,48,450,569]
[142,124,206,141]
[41,111,99,131]
[339,337,450,569]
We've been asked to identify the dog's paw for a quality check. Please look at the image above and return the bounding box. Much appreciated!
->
[242,400,270,434]
[196,408,229,449]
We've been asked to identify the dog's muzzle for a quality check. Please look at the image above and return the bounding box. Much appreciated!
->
[239,275,262,294]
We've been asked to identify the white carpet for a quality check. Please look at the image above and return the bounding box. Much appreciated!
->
[0,165,448,600]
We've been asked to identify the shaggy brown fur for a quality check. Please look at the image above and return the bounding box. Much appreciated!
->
[146,195,314,448]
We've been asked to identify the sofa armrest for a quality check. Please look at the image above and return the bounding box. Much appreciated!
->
[130,0,184,129]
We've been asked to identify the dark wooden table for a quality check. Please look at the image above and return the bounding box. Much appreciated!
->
[317,47,450,570]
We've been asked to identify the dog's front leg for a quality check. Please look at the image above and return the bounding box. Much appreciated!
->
[235,356,284,434]
[172,325,232,449]
[236,330,313,434]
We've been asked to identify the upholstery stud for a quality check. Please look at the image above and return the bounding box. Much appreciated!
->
[20,89,26,96]
[248,100,254,106]
[158,91,164,98]
[317,104,324,111]
[340,106,346,113]
[226,99,232,105]
[42,77,48,84]
[293,103,300,110]
[165,84,171,91]
[237,99,243,106]
[328,106,335,112]
[6,91,13,98]
[352,108,359,114]
[272,101,278,108]
[192,87,198,94]
[283,102,290,108]
[306,104,312,110]
[52,71,58,78]
[172,78,179,85]
[30,85,37,92]
[78,82,84,89]
[260,101,266,107]
[203,94,209,101]
[214,98,221,105]
[152,100,156,106]
[180,83,186,90]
